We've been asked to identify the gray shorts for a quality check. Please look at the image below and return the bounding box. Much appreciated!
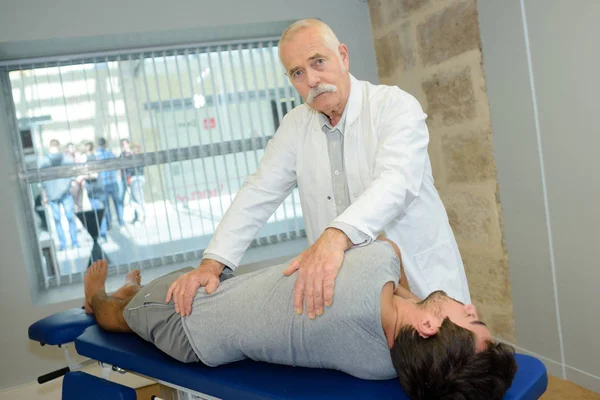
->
[122,266,234,363]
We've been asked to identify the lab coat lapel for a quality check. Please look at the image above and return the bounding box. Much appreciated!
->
[344,75,366,200]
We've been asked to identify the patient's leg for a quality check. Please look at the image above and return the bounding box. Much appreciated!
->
[84,260,140,333]
[112,269,142,301]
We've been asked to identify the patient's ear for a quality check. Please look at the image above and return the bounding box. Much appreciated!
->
[415,317,440,338]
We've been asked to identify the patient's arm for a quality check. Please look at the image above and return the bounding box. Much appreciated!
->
[376,234,420,302]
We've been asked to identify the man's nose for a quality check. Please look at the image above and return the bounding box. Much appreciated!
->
[306,69,321,88]
[465,304,478,318]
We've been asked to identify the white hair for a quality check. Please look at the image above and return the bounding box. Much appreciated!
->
[278,19,342,65]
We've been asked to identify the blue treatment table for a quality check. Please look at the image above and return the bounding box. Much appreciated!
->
[29,308,548,399]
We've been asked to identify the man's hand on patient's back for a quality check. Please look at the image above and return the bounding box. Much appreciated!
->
[283,228,352,319]
[166,259,224,316]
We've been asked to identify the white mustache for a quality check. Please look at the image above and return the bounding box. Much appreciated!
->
[306,84,337,104]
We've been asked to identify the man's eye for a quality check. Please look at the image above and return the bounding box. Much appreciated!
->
[293,70,303,78]
[315,59,325,65]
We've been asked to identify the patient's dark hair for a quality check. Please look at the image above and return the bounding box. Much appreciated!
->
[391,318,517,400]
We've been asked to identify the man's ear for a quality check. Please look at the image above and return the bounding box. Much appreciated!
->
[338,44,349,70]
[415,317,440,339]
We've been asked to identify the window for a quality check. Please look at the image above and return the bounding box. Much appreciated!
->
[1,39,305,290]
[271,98,296,131]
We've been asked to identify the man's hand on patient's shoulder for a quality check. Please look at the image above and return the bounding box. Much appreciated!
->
[283,228,352,320]
[166,259,224,317]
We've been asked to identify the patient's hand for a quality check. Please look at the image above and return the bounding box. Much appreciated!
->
[166,259,224,317]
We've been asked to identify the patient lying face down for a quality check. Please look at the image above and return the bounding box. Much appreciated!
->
[84,241,517,400]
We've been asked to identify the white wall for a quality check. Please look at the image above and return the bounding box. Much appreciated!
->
[0,0,378,390]
[479,0,600,393]
[0,0,379,84]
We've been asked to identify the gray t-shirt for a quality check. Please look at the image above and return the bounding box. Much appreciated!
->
[182,241,401,380]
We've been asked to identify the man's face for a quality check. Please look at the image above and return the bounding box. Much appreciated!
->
[48,142,60,154]
[420,291,494,352]
[279,27,350,113]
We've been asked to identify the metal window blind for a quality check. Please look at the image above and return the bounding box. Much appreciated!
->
[1,38,306,289]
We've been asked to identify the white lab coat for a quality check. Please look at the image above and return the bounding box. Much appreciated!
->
[205,74,471,303]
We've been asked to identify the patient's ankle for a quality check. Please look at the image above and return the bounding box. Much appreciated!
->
[112,284,141,301]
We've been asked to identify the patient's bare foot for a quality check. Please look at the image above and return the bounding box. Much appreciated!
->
[84,259,108,314]
[125,269,141,286]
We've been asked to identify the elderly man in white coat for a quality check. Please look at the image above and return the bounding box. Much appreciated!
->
[167,18,471,320]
